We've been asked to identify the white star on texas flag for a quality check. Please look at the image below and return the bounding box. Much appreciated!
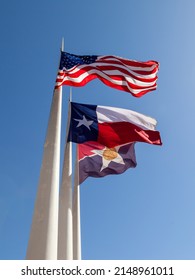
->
[74,115,93,130]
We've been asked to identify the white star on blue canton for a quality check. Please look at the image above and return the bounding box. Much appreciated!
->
[74,115,93,130]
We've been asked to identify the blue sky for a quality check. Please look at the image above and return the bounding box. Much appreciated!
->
[1,0,195,260]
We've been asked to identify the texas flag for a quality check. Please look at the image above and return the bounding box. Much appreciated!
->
[78,141,137,184]
[68,102,162,148]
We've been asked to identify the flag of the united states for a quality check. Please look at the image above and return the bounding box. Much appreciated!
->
[55,52,159,97]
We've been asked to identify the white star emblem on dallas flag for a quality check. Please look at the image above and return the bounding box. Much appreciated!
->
[74,115,94,130]
[92,146,125,172]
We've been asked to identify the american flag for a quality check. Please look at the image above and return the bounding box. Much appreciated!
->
[55,52,159,97]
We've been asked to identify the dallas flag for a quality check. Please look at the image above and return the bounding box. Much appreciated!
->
[78,141,137,184]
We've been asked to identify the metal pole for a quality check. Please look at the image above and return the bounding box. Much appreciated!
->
[26,40,63,260]
[73,147,81,260]
[58,94,73,259]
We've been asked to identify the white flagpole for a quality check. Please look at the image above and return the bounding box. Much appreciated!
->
[26,41,63,260]
[73,147,82,260]
[58,89,73,260]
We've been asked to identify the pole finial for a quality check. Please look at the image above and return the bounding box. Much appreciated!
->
[61,38,64,52]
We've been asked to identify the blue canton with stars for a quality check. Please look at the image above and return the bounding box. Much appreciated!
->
[59,52,98,70]
[68,102,99,143]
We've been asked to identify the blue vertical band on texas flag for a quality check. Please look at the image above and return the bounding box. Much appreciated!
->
[68,102,99,143]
